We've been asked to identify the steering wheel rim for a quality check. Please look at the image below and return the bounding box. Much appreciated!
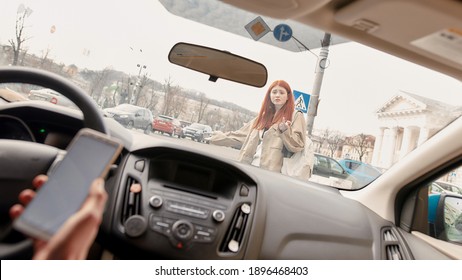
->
[0,66,108,259]
[0,66,107,134]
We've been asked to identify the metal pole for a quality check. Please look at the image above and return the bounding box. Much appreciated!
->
[306,33,331,137]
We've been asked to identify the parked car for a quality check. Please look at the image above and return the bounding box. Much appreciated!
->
[28,88,77,109]
[313,153,348,180]
[338,159,382,186]
[103,104,153,133]
[178,120,192,137]
[179,120,191,128]
[182,123,213,142]
[312,153,357,188]
[152,115,182,137]
[434,181,462,195]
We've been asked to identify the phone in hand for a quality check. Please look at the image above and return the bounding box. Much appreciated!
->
[13,128,123,240]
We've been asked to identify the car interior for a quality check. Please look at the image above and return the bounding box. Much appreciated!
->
[0,0,461,260]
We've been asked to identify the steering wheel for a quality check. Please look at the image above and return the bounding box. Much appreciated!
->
[0,66,108,259]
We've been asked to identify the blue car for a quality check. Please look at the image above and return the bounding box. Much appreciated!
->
[338,159,382,187]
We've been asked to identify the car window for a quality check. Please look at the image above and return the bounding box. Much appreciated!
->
[158,116,172,121]
[348,162,361,171]
[328,159,344,174]
[317,156,329,169]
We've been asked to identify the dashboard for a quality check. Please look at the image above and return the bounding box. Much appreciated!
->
[0,102,82,148]
[103,148,257,259]
[0,100,453,260]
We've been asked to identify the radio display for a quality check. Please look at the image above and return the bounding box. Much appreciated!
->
[173,163,214,193]
[149,155,237,199]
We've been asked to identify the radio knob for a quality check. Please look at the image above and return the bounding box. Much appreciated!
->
[149,195,163,208]
[172,220,194,241]
[212,210,225,222]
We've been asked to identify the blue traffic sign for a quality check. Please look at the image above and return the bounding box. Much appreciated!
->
[273,24,292,42]
[293,90,310,113]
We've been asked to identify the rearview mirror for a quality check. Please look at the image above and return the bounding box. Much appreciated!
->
[168,42,268,88]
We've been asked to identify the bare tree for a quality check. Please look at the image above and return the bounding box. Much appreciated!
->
[347,133,374,162]
[196,93,209,123]
[170,91,188,118]
[40,47,52,69]
[162,77,181,116]
[326,131,345,158]
[223,112,251,131]
[204,108,223,130]
[133,73,150,106]
[85,68,112,104]
[9,6,32,66]
[137,81,161,113]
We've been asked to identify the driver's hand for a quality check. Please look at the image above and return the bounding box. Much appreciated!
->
[9,175,107,260]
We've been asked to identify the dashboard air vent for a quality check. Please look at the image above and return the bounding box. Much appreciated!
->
[120,176,142,224]
[219,203,251,253]
[383,229,398,242]
[382,227,410,260]
[386,245,403,260]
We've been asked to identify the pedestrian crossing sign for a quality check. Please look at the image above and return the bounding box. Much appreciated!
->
[293,90,310,113]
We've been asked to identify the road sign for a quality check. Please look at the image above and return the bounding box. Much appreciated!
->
[273,24,293,42]
[293,90,310,113]
[245,16,271,41]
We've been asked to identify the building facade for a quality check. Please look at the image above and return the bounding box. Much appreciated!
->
[372,91,462,169]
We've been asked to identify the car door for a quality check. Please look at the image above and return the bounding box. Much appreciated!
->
[313,155,331,177]
[327,158,347,179]
[134,109,145,128]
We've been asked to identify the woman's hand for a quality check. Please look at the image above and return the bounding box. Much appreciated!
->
[9,175,107,260]
[278,117,291,132]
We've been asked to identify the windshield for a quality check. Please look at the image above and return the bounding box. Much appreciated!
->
[1,0,461,190]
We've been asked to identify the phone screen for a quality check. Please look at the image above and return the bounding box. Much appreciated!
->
[14,129,122,240]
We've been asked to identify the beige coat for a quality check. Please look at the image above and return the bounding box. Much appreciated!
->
[210,111,306,172]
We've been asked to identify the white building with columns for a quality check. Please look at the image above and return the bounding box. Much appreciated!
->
[371,91,462,169]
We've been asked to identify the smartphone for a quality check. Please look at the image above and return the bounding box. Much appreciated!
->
[13,128,123,240]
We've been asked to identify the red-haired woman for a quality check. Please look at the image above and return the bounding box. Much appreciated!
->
[209,80,306,173]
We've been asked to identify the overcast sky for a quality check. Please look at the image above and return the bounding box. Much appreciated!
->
[1,0,461,135]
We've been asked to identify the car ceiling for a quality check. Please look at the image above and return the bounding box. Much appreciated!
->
[221,0,462,81]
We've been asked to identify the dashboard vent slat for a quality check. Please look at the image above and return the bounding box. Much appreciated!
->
[219,203,250,254]
[386,245,403,260]
[121,176,141,224]
[382,227,409,260]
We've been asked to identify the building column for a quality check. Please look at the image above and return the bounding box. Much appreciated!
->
[417,127,430,146]
[386,126,398,168]
[400,127,414,159]
[372,127,385,166]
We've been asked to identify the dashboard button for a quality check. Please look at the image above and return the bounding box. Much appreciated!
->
[149,195,163,208]
[240,184,249,196]
[212,210,225,222]
[134,160,145,172]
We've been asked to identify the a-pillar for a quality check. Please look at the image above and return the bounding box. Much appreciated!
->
[385,126,398,168]
[372,127,385,166]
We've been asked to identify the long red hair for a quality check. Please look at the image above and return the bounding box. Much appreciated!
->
[253,80,295,130]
